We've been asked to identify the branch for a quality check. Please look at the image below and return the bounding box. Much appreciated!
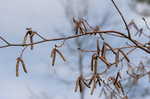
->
[111,0,131,38]
[0,30,149,53]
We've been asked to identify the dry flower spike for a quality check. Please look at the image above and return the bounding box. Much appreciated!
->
[50,47,66,66]
[74,75,90,93]
[23,28,46,50]
[16,57,27,77]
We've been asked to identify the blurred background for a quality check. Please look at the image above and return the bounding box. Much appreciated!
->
[0,0,150,99]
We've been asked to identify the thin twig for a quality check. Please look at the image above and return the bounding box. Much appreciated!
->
[111,0,131,38]
[0,36,10,45]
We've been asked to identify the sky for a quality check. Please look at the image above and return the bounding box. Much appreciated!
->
[0,0,150,99]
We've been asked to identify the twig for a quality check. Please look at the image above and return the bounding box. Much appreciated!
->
[111,0,131,38]
[0,36,10,45]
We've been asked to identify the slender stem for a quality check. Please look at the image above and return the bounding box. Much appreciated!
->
[20,46,28,58]
[0,36,10,45]
[111,0,131,38]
